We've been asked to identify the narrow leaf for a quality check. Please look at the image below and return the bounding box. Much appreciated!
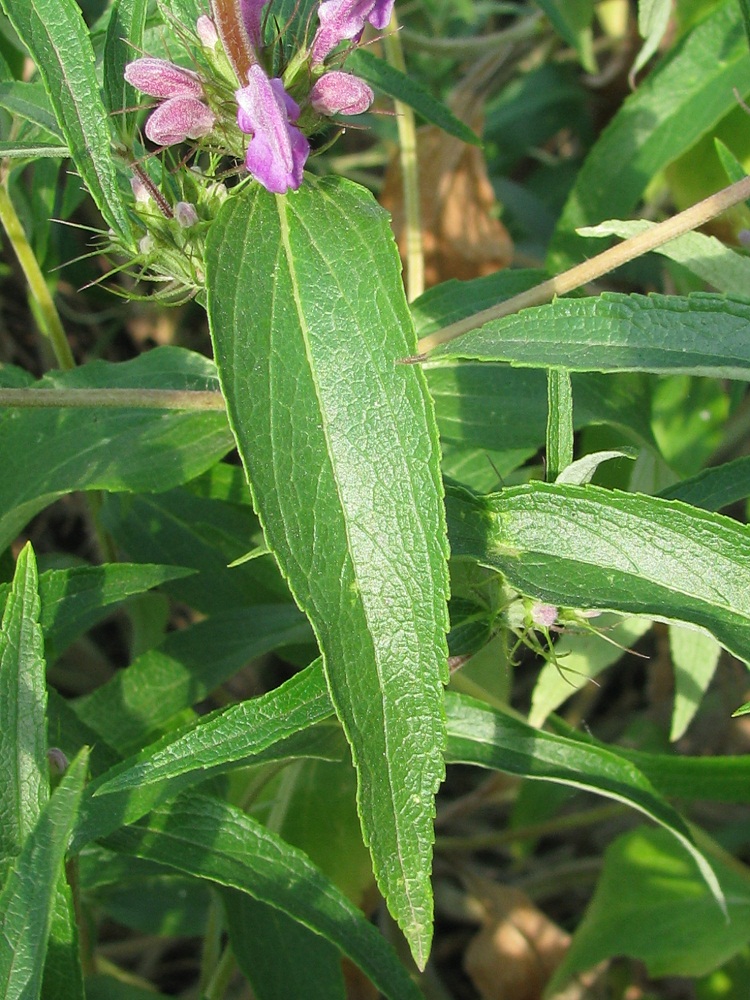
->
[0,749,89,1000]
[631,0,673,81]
[0,347,232,552]
[579,218,750,296]
[0,543,47,873]
[106,793,424,1000]
[224,890,347,1000]
[446,481,750,664]
[432,292,750,381]
[41,874,84,1000]
[549,827,750,990]
[0,0,130,237]
[346,49,481,146]
[669,623,721,741]
[0,81,62,136]
[206,176,450,965]
[104,0,148,136]
[445,691,722,906]
[549,2,750,268]
[73,662,335,848]
[0,562,194,662]
[0,140,68,157]
[545,368,573,480]
[659,455,750,511]
[74,605,312,754]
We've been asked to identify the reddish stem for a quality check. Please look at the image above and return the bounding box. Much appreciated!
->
[211,0,255,82]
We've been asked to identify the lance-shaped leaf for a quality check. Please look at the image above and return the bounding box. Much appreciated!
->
[0,749,89,1000]
[446,481,750,664]
[206,176,450,966]
[0,543,47,874]
[106,793,423,1000]
[430,292,750,380]
[444,692,722,907]
[0,0,130,238]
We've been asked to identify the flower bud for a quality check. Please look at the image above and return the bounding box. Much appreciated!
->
[175,201,199,227]
[530,602,558,629]
[124,57,204,99]
[130,174,152,204]
[196,14,219,48]
[144,96,216,146]
[312,0,395,64]
[310,71,373,115]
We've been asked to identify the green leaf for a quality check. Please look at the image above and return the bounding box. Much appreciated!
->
[549,1,750,268]
[224,890,347,1000]
[72,662,335,848]
[658,455,750,510]
[206,176,449,966]
[0,81,61,136]
[533,0,595,72]
[446,481,750,664]
[0,543,47,873]
[555,448,636,485]
[0,749,89,1000]
[739,0,750,52]
[103,0,147,135]
[74,605,313,755]
[431,292,750,380]
[669,622,721,741]
[0,139,68,157]
[101,484,292,615]
[0,347,233,553]
[106,793,424,1000]
[346,49,481,146]
[579,219,750,295]
[0,562,194,662]
[444,691,722,905]
[0,0,130,238]
[548,826,750,990]
[547,714,750,804]
[631,0,673,79]
[546,368,573,480]
[41,875,84,1000]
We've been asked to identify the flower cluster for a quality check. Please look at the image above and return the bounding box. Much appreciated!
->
[124,0,393,195]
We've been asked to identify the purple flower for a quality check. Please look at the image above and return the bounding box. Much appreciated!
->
[125,57,216,148]
[124,57,203,99]
[240,0,268,48]
[311,0,395,64]
[310,71,373,115]
[235,64,309,193]
[145,96,216,146]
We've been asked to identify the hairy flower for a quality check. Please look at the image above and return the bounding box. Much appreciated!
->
[240,0,268,48]
[125,58,216,147]
[309,71,373,115]
[196,14,219,47]
[124,57,204,99]
[311,0,395,63]
[144,96,216,146]
[235,64,309,193]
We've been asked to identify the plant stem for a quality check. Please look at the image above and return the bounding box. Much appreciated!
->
[0,178,76,371]
[383,9,424,302]
[0,387,226,410]
[416,173,750,355]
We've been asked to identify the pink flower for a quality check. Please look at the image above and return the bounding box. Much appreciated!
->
[125,58,216,148]
[235,64,309,193]
[310,71,373,115]
[311,0,395,64]
[144,96,216,146]
[240,0,268,48]
[124,57,203,99]
[196,15,219,48]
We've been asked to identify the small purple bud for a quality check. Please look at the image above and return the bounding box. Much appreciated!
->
[124,57,204,99]
[196,14,219,48]
[530,602,558,629]
[311,0,395,63]
[47,748,69,775]
[310,71,374,115]
[175,201,199,227]
[145,96,216,145]
[235,65,309,194]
